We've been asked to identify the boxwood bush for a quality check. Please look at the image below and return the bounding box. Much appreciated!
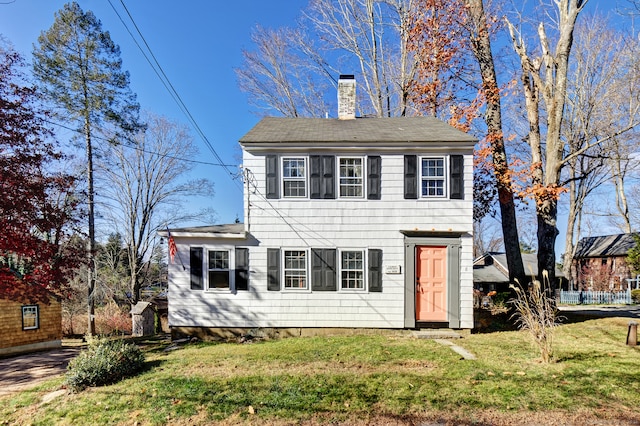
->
[632,289,640,304]
[65,338,145,392]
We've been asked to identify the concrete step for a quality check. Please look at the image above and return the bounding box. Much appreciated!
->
[411,330,462,339]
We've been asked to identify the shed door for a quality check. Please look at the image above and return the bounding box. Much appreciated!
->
[416,246,448,322]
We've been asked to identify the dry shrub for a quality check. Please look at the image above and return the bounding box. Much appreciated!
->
[510,271,559,363]
[96,302,132,335]
[63,303,132,336]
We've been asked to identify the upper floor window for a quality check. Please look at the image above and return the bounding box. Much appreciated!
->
[339,157,363,198]
[282,157,306,198]
[22,305,39,330]
[421,157,445,197]
[284,250,307,289]
[208,250,230,289]
[341,250,364,290]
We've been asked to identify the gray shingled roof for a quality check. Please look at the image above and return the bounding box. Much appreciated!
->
[239,117,477,145]
[159,223,245,237]
[574,233,638,258]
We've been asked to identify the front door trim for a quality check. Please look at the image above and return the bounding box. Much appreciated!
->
[403,233,462,329]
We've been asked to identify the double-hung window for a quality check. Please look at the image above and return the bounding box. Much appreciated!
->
[208,250,230,289]
[339,157,363,197]
[341,250,364,290]
[282,157,306,197]
[22,305,39,330]
[284,250,307,289]
[421,157,446,197]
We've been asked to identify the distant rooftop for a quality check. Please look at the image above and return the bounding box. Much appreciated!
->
[574,233,638,258]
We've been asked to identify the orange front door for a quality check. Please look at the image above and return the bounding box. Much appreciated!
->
[416,246,448,322]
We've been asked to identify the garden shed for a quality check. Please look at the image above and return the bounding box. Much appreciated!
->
[131,301,155,337]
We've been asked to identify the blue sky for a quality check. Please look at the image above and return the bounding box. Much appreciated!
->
[0,0,305,227]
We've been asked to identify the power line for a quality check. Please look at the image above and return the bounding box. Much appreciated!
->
[107,0,242,190]
[44,118,237,168]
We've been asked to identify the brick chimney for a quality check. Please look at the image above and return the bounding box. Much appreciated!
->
[337,74,356,120]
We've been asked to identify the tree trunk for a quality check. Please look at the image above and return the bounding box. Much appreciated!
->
[85,117,96,336]
[537,199,559,286]
[465,0,525,283]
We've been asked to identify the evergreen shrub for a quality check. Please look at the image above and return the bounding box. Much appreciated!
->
[65,337,145,392]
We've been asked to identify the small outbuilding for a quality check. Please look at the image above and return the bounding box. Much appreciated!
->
[0,294,62,357]
[131,301,155,337]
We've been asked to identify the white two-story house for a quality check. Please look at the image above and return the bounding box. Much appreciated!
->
[165,76,476,339]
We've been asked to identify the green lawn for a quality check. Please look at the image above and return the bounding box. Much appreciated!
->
[2,317,640,425]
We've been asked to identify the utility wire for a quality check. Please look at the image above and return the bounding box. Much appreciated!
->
[107,0,242,190]
[44,118,237,168]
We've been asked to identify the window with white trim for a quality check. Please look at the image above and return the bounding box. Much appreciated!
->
[284,250,307,289]
[282,157,306,197]
[420,157,446,197]
[341,250,365,290]
[22,305,39,330]
[208,250,230,289]
[339,157,364,197]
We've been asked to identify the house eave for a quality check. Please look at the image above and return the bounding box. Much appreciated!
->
[240,141,474,153]
[170,232,248,240]
[400,230,469,238]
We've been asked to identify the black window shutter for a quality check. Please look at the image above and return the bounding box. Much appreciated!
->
[265,155,279,199]
[310,156,335,199]
[450,155,464,200]
[368,249,383,292]
[190,247,203,290]
[309,155,322,199]
[322,156,335,199]
[235,247,249,291]
[367,156,381,200]
[311,248,337,291]
[404,155,418,199]
[267,248,280,291]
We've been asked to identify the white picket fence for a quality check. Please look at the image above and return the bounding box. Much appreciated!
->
[559,289,632,305]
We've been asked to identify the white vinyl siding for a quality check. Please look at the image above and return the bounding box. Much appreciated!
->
[168,151,474,330]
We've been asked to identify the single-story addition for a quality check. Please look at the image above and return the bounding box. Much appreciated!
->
[572,233,638,290]
[163,76,476,339]
[0,291,62,357]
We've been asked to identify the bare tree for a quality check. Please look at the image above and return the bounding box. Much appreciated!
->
[560,14,639,279]
[464,0,526,283]
[98,113,215,303]
[505,0,589,284]
[473,217,503,258]
[236,25,334,117]
[506,0,640,283]
[237,0,419,118]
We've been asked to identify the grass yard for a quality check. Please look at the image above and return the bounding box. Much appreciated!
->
[2,317,640,425]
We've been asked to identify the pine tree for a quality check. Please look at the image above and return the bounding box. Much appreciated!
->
[33,2,143,335]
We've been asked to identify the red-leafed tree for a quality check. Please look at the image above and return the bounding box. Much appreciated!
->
[0,46,81,304]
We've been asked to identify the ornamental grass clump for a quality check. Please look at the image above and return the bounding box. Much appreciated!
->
[65,337,145,392]
[510,271,559,363]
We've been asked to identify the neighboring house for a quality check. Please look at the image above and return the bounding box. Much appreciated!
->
[572,233,638,291]
[0,290,62,356]
[473,252,565,293]
[164,76,476,339]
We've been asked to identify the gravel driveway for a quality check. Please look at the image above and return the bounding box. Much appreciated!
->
[0,346,82,396]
